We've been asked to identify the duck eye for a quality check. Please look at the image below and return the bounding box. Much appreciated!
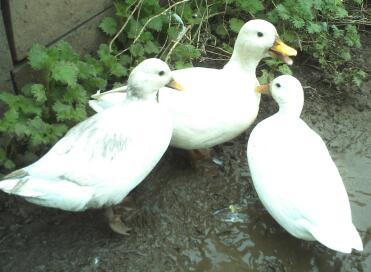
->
[158,71,165,76]
[275,83,281,88]
[257,32,263,37]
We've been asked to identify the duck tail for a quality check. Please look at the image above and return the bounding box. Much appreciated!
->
[0,169,29,193]
[310,223,363,253]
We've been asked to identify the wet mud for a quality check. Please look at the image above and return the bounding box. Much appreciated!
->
[0,36,370,271]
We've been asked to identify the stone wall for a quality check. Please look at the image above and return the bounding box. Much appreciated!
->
[0,0,114,96]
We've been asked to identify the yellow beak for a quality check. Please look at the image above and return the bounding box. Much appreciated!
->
[269,38,297,65]
[166,79,185,91]
[255,84,270,95]
[271,38,297,56]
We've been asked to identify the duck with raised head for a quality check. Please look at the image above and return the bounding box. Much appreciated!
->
[89,19,297,159]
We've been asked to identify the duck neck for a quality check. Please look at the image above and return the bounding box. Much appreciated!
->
[277,101,303,118]
[126,86,158,102]
[223,42,263,76]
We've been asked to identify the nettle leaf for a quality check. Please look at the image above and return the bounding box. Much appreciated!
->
[229,18,244,33]
[174,61,192,70]
[4,160,15,170]
[147,16,163,32]
[89,77,107,90]
[215,24,228,37]
[113,82,125,88]
[292,18,305,28]
[3,109,19,124]
[128,19,142,39]
[98,44,117,67]
[99,17,118,37]
[119,54,132,66]
[77,61,98,80]
[307,22,322,34]
[340,49,351,61]
[30,84,47,103]
[0,92,17,105]
[84,55,105,76]
[110,63,128,77]
[278,64,293,75]
[238,0,264,13]
[64,84,88,103]
[258,69,271,85]
[49,41,80,63]
[144,40,160,54]
[130,43,145,57]
[28,44,49,70]
[13,122,32,137]
[51,61,78,86]
[334,6,348,18]
[52,101,74,121]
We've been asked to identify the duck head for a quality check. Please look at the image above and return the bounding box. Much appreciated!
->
[257,75,304,117]
[227,19,297,72]
[127,58,184,99]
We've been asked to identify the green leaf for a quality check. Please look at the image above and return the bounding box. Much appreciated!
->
[119,54,132,66]
[28,44,49,70]
[229,18,244,33]
[51,61,78,86]
[215,24,228,37]
[98,44,117,67]
[292,18,305,28]
[307,22,322,34]
[13,122,32,137]
[278,64,293,75]
[3,109,19,124]
[238,0,264,13]
[99,17,118,37]
[77,61,97,80]
[110,63,128,77]
[30,84,47,103]
[52,101,73,121]
[258,69,271,85]
[144,40,160,54]
[147,16,163,32]
[4,160,15,170]
[128,19,142,39]
[130,43,145,57]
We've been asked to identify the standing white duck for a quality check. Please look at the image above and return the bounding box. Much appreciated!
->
[89,19,297,154]
[0,58,183,235]
[247,75,363,253]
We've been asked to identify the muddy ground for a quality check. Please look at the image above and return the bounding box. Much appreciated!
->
[0,34,370,271]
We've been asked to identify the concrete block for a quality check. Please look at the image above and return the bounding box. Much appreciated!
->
[7,0,113,61]
[12,7,115,91]
[0,8,15,114]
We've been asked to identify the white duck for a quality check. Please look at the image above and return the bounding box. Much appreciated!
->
[0,58,183,235]
[247,75,363,253]
[89,19,297,154]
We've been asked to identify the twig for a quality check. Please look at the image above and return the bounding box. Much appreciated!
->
[109,0,143,53]
[115,0,190,58]
[165,25,192,62]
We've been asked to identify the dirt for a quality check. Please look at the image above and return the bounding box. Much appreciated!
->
[0,34,370,272]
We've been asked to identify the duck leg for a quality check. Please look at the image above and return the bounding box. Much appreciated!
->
[188,148,219,176]
[105,206,132,236]
[188,148,211,163]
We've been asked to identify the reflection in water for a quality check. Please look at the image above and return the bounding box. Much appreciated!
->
[177,152,371,271]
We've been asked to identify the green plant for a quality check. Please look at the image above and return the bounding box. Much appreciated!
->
[0,41,126,172]
[101,0,367,86]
